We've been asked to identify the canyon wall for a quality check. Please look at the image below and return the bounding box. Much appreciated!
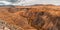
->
[0,5,60,30]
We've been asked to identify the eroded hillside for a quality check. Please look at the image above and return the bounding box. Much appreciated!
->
[0,5,60,30]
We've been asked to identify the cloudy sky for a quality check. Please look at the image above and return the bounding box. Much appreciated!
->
[0,0,60,6]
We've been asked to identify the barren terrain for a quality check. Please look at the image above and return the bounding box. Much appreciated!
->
[0,5,60,30]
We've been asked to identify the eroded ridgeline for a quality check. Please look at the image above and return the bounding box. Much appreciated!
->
[14,7,60,30]
[0,6,60,30]
[7,6,60,30]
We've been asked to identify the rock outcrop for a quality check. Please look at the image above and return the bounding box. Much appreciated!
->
[0,5,60,30]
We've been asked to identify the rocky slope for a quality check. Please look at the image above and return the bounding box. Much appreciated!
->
[0,5,60,30]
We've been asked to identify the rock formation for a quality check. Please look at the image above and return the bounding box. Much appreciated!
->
[0,5,60,30]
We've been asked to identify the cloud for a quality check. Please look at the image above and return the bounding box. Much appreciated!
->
[0,0,60,6]
[12,0,60,6]
[0,1,12,5]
